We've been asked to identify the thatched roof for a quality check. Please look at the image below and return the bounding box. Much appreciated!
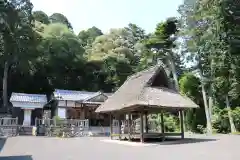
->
[95,64,198,113]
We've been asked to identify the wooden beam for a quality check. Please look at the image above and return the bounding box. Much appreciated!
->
[179,110,184,139]
[160,110,165,141]
[140,111,144,143]
[110,113,113,140]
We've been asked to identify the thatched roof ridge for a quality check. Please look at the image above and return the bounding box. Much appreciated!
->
[95,63,198,113]
[126,65,158,81]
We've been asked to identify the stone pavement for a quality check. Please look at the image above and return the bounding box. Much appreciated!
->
[0,134,239,160]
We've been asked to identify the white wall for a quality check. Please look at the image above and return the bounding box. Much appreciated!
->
[57,108,66,119]
[23,109,32,126]
[58,100,66,106]
[58,100,75,107]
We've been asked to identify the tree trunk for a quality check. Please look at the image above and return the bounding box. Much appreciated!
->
[225,95,236,133]
[198,68,212,134]
[208,87,213,122]
[3,61,9,110]
[167,53,179,91]
[167,53,186,131]
[208,58,214,121]
[201,80,212,134]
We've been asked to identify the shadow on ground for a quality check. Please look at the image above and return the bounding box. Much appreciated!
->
[0,155,32,160]
[0,138,6,152]
[130,137,218,145]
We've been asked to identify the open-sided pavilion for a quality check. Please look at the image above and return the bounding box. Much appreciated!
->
[95,62,198,143]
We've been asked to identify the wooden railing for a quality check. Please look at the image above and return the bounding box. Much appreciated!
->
[116,119,161,134]
[0,117,19,136]
[35,118,55,126]
[0,117,18,126]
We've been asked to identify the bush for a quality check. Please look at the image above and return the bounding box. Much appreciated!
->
[232,107,240,131]
[185,108,206,133]
[196,125,206,134]
[212,107,240,133]
[164,114,179,132]
[53,116,63,126]
[149,112,179,132]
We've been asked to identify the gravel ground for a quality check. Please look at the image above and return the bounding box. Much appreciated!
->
[0,134,239,160]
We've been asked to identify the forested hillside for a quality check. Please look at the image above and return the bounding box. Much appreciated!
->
[1,0,240,133]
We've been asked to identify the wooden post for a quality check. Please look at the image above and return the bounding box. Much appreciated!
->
[16,117,18,125]
[110,113,113,139]
[160,110,165,141]
[179,110,184,139]
[144,111,148,133]
[127,113,131,141]
[16,117,19,136]
[118,114,121,140]
[140,111,144,143]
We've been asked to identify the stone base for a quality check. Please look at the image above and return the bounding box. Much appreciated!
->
[18,126,33,136]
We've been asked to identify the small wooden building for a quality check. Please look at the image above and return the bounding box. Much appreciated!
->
[10,93,47,126]
[53,89,112,126]
[95,63,198,142]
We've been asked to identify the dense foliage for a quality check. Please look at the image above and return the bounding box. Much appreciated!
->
[0,0,240,133]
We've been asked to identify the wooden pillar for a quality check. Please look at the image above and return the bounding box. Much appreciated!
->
[179,110,184,139]
[140,111,144,143]
[88,106,92,125]
[127,113,131,141]
[81,108,86,120]
[144,111,148,133]
[160,110,165,141]
[65,100,68,118]
[117,114,121,140]
[110,113,113,140]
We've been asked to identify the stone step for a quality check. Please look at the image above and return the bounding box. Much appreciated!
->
[18,126,33,136]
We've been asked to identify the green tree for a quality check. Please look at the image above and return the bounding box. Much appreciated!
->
[88,28,136,62]
[78,26,103,47]
[145,18,182,90]
[178,0,240,133]
[178,0,214,134]
[0,0,37,111]
[211,0,240,133]
[125,23,147,42]
[49,13,73,29]
[33,11,50,24]
[37,23,85,89]
[87,28,140,89]
[179,73,206,132]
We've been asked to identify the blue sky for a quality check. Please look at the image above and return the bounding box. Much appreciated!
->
[31,0,183,34]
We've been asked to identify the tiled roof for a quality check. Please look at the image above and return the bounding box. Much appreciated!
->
[54,89,111,101]
[10,92,47,103]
